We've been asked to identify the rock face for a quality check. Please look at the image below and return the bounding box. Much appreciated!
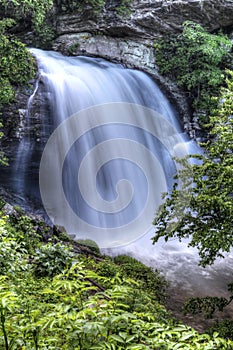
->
[1,80,49,159]
[1,0,231,172]
[53,0,233,127]
[0,78,54,209]
[54,0,233,61]
[54,33,155,71]
[55,0,233,39]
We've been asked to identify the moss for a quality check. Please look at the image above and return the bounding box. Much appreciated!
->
[76,238,101,255]
[67,42,80,55]
[116,0,132,17]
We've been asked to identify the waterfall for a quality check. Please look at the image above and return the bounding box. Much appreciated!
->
[29,49,190,247]
[7,49,233,297]
[12,79,40,200]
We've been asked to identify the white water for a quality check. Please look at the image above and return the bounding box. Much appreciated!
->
[14,49,233,298]
[12,79,40,197]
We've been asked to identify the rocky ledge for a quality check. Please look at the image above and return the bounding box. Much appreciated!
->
[55,0,233,39]
[53,0,233,131]
[53,32,192,131]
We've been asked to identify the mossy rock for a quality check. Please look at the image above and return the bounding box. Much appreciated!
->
[114,254,168,302]
[76,239,100,255]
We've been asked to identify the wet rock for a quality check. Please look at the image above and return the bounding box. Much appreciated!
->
[2,202,18,216]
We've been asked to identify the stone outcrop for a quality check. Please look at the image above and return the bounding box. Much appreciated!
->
[54,0,233,60]
[54,33,155,70]
[54,32,192,130]
[55,0,233,39]
[53,0,233,129]
[1,79,48,157]
[54,0,233,69]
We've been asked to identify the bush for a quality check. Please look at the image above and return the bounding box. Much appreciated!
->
[114,255,168,302]
[0,208,232,349]
[33,243,74,277]
[155,21,232,122]
[0,19,35,108]
[209,320,233,340]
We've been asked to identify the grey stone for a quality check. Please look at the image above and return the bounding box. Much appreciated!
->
[53,0,233,131]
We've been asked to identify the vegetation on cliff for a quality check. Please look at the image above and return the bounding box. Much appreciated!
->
[0,17,35,164]
[154,27,233,334]
[0,0,53,108]
[0,0,53,28]
[155,21,232,123]
[0,19,35,108]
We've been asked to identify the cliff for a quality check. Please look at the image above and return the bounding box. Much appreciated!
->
[54,0,233,66]
[52,0,233,126]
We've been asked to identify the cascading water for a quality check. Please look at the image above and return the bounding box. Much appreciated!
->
[31,48,189,246]
[6,49,233,300]
[12,79,40,200]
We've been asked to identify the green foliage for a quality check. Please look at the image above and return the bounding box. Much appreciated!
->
[0,17,36,164]
[0,207,232,349]
[56,0,132,17]
[183,297,229,319]
[153,71,233,267]
[113,255,167,302]
[153,71,233,335]
[33,242,74,277]
[77,238,100,255]
[32,22,56,49]
[97,258,118,277]
[0,78,14,106]
[209,320,233,340]
[0,0,53,31]
[182,282,233,327]
[68,41,80,54]
[155,21,232,121]
[57,0,105,15]
[116,0,132,17]
[94,255,167,304]
[0,198,5,210]
[7,214,41,253]
[0,122,8,166]
[0,19,35,107]
[0,0,55,48]
[113,255,137,265]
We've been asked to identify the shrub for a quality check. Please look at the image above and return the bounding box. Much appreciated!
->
[155,21,232,122]
[33,243,74,277]
[114,255,168,302]
[0,19,35,108]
